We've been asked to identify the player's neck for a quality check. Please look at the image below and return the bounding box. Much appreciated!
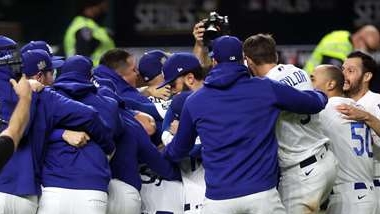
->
[256,63,277,77]
[348,88,369,101]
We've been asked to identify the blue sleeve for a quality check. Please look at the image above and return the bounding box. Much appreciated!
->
[163,105,198,162]
[48,129,65,142]
[161,107,175,133]
[122,97,162,121]
[45,90,115,154]
[270,80,328,114]
[189,144,202,158]
[137,128,181,181]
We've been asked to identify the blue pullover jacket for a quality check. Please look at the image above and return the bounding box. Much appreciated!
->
[93,65,164,146]
[41,71,119,192]
[164,62,327,200]
[95,79,181,191]
[0,67,112,196]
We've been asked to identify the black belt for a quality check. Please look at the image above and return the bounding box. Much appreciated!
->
[354,182,367,190]
[374,179,380,187]
[300,144,328,168]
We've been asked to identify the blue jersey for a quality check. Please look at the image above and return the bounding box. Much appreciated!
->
[41,71,119,192]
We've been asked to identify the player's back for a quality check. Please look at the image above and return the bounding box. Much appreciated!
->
[266,64,329,168]
[320,97,374,184]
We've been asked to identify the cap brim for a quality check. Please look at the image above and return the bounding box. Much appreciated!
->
[156,79,174,89]
[52,55,65,60]
[52,59,65,69]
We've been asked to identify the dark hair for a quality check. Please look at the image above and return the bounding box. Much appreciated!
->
[181,66,205,81]
[324,65,345,93]
[243,34,278,65]
[99,48,132,71]
[78,0,107,14]
[347,51,378,88]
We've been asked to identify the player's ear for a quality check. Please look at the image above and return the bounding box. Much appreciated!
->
[327,80,336,91]
[363,72,373,82]
[185,73,195,85]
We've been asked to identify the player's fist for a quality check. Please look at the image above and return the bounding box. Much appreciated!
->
[193,21,205,45]
[62,130,90,148]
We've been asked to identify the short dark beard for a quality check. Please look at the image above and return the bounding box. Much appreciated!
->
[344,74,364,98]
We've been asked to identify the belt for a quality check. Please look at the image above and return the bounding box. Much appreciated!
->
[374,179,380,187]
[354,182,367,190]
[332,182,373,194]
[300,144,328,168]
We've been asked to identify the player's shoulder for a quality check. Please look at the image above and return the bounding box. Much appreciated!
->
[328,96,355,107]
[358,91,380,106]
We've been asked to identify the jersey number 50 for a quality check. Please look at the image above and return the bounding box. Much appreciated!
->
[351,122,373,157]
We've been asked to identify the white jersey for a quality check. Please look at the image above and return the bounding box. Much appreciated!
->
[320,97,374,184]
[147,96,171,119]
[356,90,380,178]
[140,174,184,214]
[266,64,329,168]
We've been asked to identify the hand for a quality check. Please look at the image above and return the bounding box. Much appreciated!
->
[169,120,179,135]
[134,111,156,136]
[28,79,45,92]
[62,130,90,148]
[10,74,32,100]
[193,21,205,46]
[336,104,369,121]
[147,85,171,100]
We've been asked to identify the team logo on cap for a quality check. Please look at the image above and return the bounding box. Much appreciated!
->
[37,61,46,70]
[46,44,54,55]
[160,56,167,65]
[177,67,183,72]
[230,56,236,61]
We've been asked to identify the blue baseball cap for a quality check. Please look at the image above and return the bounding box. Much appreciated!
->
[60,55,93,78]
[22,49,63,76]
[209,35,243,63]
[138,50,168,82]
[0,36,16,51]
[157,52,201,89]
[21,40,64,60]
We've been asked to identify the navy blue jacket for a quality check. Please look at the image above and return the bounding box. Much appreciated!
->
[164,63,328,200]
[96,80,181,191]
[0,67,112,196]
[93,65,161,120]
[42,71,119,191]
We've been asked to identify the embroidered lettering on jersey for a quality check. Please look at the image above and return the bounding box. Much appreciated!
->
[279,70,307,87]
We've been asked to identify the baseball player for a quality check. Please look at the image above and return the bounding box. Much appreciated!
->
[243,34,338,213]
[37,55,118,214]
[140,53,206,214]
[93,48,163,145]
[311,64,377,214]
[339,51,380,212]
[138,50,172,119]
[163,91,205,214]
[163,35,328,214]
